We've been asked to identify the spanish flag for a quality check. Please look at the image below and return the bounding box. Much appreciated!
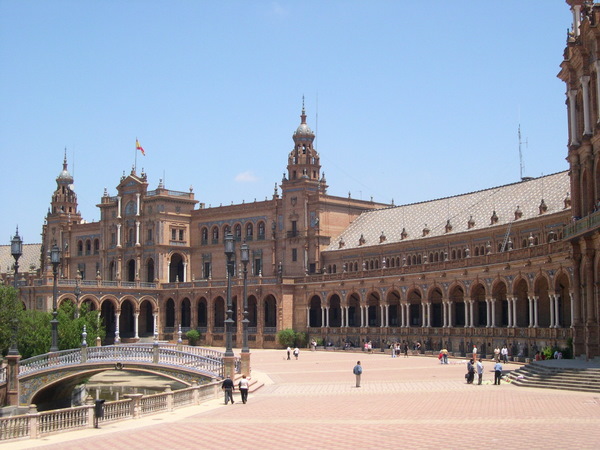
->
[136,139,145,156]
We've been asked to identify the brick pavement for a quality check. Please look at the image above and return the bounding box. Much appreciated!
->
[7,349,600,449]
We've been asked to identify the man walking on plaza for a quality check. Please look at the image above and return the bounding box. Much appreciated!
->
[494,361,503,385]
[476,359,484,385]
[221,375,235,404]
[353,361,362,387]
[501,345,508,363]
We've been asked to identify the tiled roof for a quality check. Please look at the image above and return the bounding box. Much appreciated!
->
[328,171,570,251]
[0,244,42,275]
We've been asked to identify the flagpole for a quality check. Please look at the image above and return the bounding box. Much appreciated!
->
[134,138,137,173]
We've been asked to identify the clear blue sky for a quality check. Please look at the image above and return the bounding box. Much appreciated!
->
[0,1,570,245]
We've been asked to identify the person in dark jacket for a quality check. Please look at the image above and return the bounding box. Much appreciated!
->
[221,375,235,404]
[466,359,475,384]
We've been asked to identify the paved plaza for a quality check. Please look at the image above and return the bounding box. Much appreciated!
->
[8,349,600,449]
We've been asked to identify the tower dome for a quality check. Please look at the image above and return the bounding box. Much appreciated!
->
[57,151,73,184]
[293,101,315,143]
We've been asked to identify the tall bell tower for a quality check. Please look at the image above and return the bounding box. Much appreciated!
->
[559,0,600,358]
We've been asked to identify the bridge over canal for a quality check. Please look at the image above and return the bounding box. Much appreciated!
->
[1,344,239,407]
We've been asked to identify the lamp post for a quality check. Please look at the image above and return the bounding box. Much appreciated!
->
[224,233,235,358]
[74,270,81,319]
[11,227,22,289]
[240,242,250,353]
[8,227,23,356]
[50,243,61,352]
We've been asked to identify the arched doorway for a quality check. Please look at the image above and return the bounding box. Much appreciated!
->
[328,294,342,327]
[309,295,322,327]
[169,253,185,282]
[146,258,155,283]
[139,299,154,337]
[100,299,116,344]
[119,299,136,338]
[127,259,136,282]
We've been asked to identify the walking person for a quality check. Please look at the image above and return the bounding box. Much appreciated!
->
[286,346,291,360]
[353,360,362,387]
[404,343,409,358]
[293,347,299,360]
[221,375,235,405]
[501,345,508,364]
[238,374,249,404]
[476,359,484,385]
[494,360,503,385]
[466,359,475,384]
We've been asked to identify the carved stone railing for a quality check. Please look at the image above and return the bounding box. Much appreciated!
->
[18,344,226,379]
[0,380,221,442]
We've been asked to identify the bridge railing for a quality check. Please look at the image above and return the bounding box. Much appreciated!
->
[0,379,222,442]
[19,349,82,376]
[18,345,227,379]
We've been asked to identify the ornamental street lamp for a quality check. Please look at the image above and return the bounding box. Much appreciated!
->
[11,227,22,289]
[8,227,23,356]
[240,242,250,354]
[74,270,82,319]
[50,244,62,352]
[224,233,235,358]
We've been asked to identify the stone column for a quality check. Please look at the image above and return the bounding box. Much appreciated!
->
[117,195,122,219]
[485,298,490,328]
[554,294,561,328]
[136,192,141,215]
[116,223,122,248]
[426,303,432,327]
[507,297,513,328]
[581,76,592,135]
[549,294,556,328]
[448,301,454,328]
[306,307,310,328]
[421,303,426,328]
[469,300,475,328]
[321,307,325,328]
[463,298,470,328]
[533,296,539,328]
[6,353,21,406]
[135,220,140,246]
[115,311,121,343]
[134,312,139,339]
[490,299,496,328]
[568,90,579,146]
[512,298,518,328]
[325,306,330,328]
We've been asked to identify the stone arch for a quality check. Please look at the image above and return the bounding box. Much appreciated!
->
[346,291,361,327]
[554,270,571,327]
[309,294,322,327]
[386,289,401,327]
[234,222,242,241]
[406,287,422,327]
[181,297,192,328]
[263,294,277,329]
[366,290,381,327]
[169,252,185,282]
[534,274,551,327]
[80,295,99,312]
[328,293,342,327]
[213,296,225,329]
[201,226,209,244]
[197,296,208,329]
[449,284,465,327]
[119,297,136,338]
[428,286,443,328]
[145,258,155,283]
[99,297,118,344]
[513,277,530,327]
[127,259,136,282]
[491,279,508,327]
[165,298,176,329]
[139,298,155,337]
[247,294,258,328]
[470,282,487,327]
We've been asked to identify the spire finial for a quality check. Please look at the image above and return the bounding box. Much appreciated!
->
[301,95,307,124]
[63,147,68,170]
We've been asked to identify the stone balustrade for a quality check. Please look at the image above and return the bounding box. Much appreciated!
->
[0,379,221,442]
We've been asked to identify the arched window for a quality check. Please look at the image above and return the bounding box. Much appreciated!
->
[258,221,265,240]
[212,226,219,243]
[201,227,208,245]
[234,224,242,241]
[85,240,91,255]
[94,239,100,255]
[246,223,253,240]
[77,240,83,256]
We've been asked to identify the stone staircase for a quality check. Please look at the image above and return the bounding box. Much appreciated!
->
[507,363,600,393]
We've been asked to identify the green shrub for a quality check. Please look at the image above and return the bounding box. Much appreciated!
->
[186,329,201,346]
[277,329,296,348]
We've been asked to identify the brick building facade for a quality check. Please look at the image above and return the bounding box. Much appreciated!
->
[13,1,600,359]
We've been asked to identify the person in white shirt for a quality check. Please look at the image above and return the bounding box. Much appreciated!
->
[238,374,250,404]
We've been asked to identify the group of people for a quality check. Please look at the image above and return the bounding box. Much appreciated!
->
[286,346,300,360]
[437,348,449,364]
[221,374,250,405]
[466,358,504,385]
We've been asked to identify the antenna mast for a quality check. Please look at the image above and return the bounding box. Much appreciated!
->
[518,124,528,180]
